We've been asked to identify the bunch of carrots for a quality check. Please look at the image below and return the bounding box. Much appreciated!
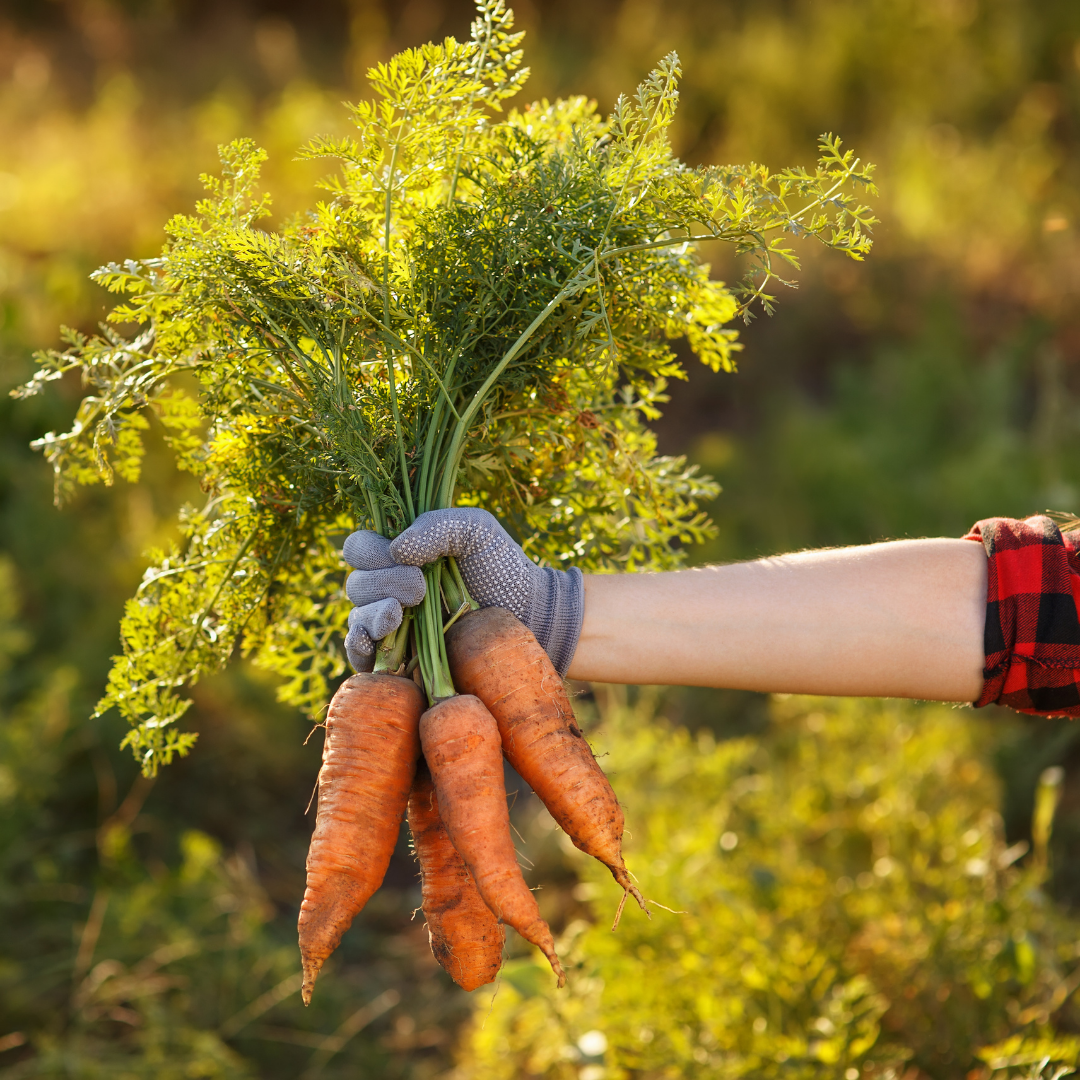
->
[19,0,874,999]
[299,603,646,998]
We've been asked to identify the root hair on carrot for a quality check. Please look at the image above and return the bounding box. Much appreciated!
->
[645,899,688,915]
[611,890,629,931]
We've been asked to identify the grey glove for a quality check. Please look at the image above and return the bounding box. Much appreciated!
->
[341,508,584,675]
[342,532,425,672]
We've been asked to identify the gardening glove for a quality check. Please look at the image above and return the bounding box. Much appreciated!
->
[342,507,584,676]
[341,532,426,672]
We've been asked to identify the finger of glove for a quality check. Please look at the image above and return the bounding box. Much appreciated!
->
[390,507,511,566]
[343,530,395,570]
[348,597,403,641]
[344,612,376,673]
[345,632,375,673]
[345,565,426,608]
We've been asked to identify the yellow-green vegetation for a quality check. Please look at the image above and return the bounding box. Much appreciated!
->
[463,691,1080,1079]
[0,558,467,1079]
[3,2,1080,1077]
[15,1,875,769]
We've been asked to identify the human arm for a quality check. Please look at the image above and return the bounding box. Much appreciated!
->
[567,538,987,702]
[345,509,1080,716]
[344,509,986,702]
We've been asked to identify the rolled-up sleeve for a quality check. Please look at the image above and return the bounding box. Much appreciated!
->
[965,515,1080,717]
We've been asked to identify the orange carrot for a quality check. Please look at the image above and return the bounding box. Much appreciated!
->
[419,694,566,987]
[407,761,505,990]
[298,672,425,1005]
[447,606,647,919]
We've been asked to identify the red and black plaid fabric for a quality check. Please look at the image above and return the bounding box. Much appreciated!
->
[964,515,1080,717]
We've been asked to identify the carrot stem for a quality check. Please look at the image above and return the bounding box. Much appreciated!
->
[416,562,455,704]
[435,260,599,510]
[439,561,477,637]
[442,601,470,634]
[374,609,412,673]
[440,561,464,611]
[447,557,477,610]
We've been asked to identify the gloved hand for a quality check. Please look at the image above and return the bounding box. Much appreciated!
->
[342,507,584,675]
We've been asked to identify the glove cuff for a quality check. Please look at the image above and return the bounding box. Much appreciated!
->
[528,566,585,677]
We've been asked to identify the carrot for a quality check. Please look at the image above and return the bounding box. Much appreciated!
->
[419,694,566,987]
[298,672,425,1005]
[446,606,647,920]
[407,761,505,990]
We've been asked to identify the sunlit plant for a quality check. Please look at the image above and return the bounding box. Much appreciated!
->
[464,693,1080,1079]
[15,0,876,774]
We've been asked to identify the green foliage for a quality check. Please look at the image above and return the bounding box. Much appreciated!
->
[13,0,875,772]
[0,561,258,1079]
[461,691,1080,1079]
[98,496,352,771]
[5,2,1080,1078]
[0,558,474,1079]
[11,832,271,1079]
[689,306,1077,564]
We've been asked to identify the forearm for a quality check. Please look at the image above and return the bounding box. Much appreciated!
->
[566,537,987,702]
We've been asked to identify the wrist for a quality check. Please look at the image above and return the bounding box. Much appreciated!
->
[526,566,584,676]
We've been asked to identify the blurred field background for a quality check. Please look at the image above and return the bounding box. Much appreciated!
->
[4,0,1080,1076]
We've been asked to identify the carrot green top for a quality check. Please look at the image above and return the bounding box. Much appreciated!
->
[14,0,876,772]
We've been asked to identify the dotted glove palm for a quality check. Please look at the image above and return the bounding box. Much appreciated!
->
[342,508,584,676]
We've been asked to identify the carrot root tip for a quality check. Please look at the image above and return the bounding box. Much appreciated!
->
[610,867,650,918]
[536,941,566,988]
[301,962,322,1006]
[627,884,649,911]
[611,888,629,931]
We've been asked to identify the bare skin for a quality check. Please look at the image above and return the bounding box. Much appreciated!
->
[567,538,988,704]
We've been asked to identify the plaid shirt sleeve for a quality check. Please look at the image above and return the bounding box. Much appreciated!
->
[964,515,1080,717]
